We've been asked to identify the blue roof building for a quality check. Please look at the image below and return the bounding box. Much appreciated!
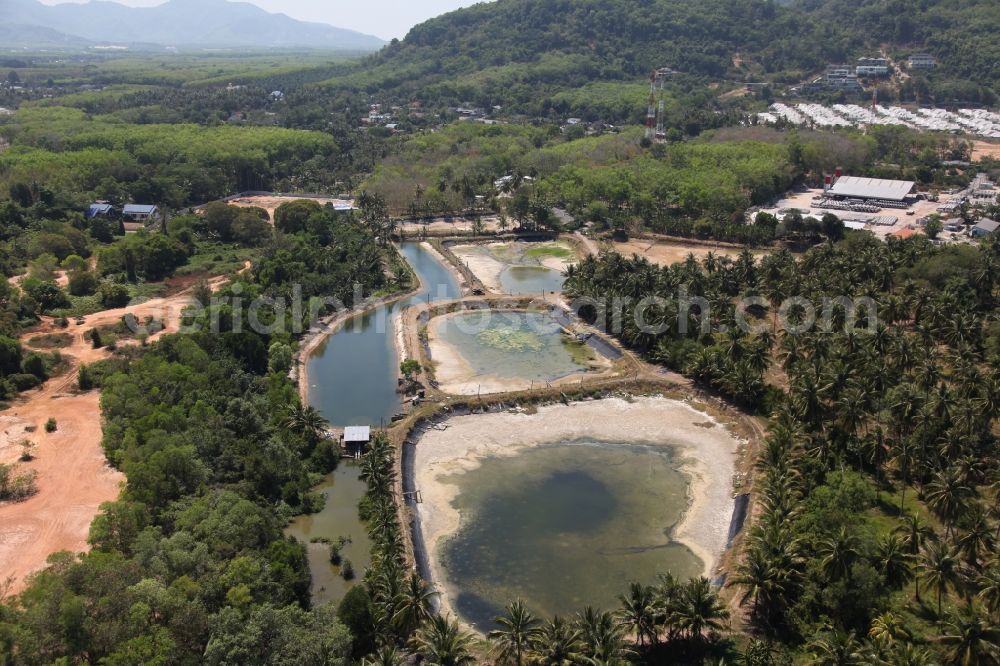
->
[122,204,160,222]
[123,204,158,215]
[85,203,114,219]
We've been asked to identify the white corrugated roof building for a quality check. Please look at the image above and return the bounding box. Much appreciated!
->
[828,177,916,201]
[343,426,371,443]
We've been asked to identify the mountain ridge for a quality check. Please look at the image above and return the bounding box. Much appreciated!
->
[0,0,386,51]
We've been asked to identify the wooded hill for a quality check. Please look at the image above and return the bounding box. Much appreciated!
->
[320,0,999,108]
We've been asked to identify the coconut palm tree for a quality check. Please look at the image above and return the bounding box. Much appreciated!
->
[938,604,1000,666]
[976,566,1000,619]
[805,628,863,665]
[728,546,794,626]
[531,616,584,666]
[488,600,539,666]
[919,541,962,616]
[410,615,477,666]
[575,607,630,664]
[886,643,935,666]
[818,527,861,583]
[617,583,657,647]
[671,577,729,644]
[894,513,936,556]
[875,534,914,590]
[891,439,918,512]
[361,645,406,666]
[956,505,995,571]
[283,403,329,445]
[653,572,682,640]
[868,611,911,645]
[392,573,437,637]
[925,467,974,537]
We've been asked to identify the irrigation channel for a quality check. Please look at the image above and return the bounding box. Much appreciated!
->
[285,242,460,604]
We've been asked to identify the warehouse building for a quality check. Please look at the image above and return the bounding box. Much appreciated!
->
[827,177,916,202]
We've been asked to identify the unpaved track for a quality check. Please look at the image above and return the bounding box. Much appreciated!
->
[0,267,244,594]
[225,195,353,224]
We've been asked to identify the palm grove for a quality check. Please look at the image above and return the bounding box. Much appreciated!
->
[564,232,1000,663]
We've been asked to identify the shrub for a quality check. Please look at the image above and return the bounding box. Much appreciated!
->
[98,282,131,308]
[22,279,70,313]
[0,335,23,375]
[21,353,48,380]
[44,418,57,433]
[340,558,355,580]
[0,463,39,501]
[19,440,36,461]
[78,364,93,390]
[68,271,100,297]
[8,373,41,391]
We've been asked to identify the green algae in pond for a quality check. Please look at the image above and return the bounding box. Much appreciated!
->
[438,441,704,630]
[476,325,544,353]
[523,244,574,260]
[436,311,586,382]
[563,337,598,366]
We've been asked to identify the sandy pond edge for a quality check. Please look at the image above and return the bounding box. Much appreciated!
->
[450,241,576,295]
[425,309,611,396]
[408,396,743,624]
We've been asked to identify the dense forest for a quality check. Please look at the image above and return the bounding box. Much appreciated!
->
[0,107,339,206]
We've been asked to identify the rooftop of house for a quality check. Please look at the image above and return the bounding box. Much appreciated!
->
[123,204,158,215]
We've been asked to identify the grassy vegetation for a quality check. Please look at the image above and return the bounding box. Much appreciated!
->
[49,281,167,319]
[178,242,257,278]
[524,244,575,260]
[25,333,71,349]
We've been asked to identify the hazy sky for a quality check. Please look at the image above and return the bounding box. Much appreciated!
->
[37,0,485,40]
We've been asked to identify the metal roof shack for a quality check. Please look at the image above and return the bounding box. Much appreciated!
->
[828,177,916,201]
[343,426,371,443]
[123,204,158,215]
[972,218,999,238]
[86,203,114,219]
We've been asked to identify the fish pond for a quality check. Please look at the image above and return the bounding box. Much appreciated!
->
[438,440,704,629]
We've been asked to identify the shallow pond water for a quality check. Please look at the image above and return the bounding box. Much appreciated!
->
[289,242,460,605]
[306,242,461,427]
[433,310,589,385]
[284,463,374,606]
[451,241,570,295]
[499,265,565,295]
[439,440,704,629]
